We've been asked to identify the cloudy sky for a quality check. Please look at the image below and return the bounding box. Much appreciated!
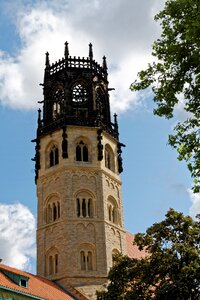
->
[0,0,199,273]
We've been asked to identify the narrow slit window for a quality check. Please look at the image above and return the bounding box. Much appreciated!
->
[53,203,57,221]
[49,146,59,167]
[55,254,58,273]
[49,256,53,275]
[77,198,80,217]
[76,145,82,161]
[81,251,86,270]
[82,199,86,217]
[83,145,88,162]
[55,148,59,165]
[105,145,115,172]
[50,150,54,167]
[57,202,60,219]
[87,251,93,271]
[88,199,91,217]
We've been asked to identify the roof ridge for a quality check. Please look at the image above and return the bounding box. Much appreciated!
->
[54,282,89,300]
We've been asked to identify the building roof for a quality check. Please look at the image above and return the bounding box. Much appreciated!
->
[0,263,77,300]
[0,233,145,300]
[126,231,147,259]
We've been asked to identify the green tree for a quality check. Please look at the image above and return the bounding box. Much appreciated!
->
[131,0,200,192]
[97,209,200,300]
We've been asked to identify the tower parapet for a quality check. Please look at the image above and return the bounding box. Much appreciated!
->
[38,42,117,138]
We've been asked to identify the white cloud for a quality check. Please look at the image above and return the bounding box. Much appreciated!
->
[188,189,200,218]
[0,0,165,112]
[0,203,35,270]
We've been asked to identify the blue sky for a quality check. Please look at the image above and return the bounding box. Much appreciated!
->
[0,0,198,272]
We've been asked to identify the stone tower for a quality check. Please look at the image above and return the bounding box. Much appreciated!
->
[33,42,126,299]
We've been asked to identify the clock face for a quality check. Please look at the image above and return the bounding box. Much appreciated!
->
[72,84,88,104]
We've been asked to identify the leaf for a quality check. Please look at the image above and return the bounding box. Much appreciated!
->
[130,0,200,193]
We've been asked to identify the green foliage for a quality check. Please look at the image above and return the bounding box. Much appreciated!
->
[97,209,200,300]
[131,0,200,192]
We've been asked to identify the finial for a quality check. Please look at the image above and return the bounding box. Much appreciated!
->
[89,43,93,59]
[45,52,50,67]
[102,55,107,71]
[114,113,118,125]
[65,41,69,59]
[114,113,118,135]
[38,108,41,127]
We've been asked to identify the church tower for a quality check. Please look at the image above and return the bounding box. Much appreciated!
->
[33,42,126,299]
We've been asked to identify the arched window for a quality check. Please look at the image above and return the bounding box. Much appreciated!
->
[76,191,94,218]
[107,196,119,225]
[49,145,59,167]
[72,83,88,118]
[46,248,59,276]
[52,86,64,119]
[105,144,115,172]
[45,195,61,224]
[76,198,93,218]
[76,141,88,162]
[79,244,96,271]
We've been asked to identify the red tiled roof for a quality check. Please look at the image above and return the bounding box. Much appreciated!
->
[126,232,147,259]
[0,263,76,300]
